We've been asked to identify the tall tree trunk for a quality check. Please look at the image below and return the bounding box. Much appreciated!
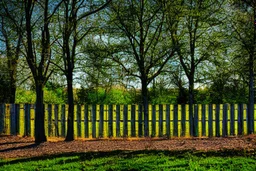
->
[8,58,18,103]
[188,78,194,137]
[65,71,74,141]
[141,77,149,137]
[35,82,47,143]
[248,53,254,134]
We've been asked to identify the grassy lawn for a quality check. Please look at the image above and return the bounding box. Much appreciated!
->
[0,151,256,170]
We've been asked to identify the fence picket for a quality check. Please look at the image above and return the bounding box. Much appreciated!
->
[116,105,120,137]
[92,104,96,138]
[1,103,255,139]
[131,105,136,137]
[173,104,178,137]
[138,105,143,137]
[208,104,213,137]
[222,104,228,137]
[230,104,235,135]
[159,104,163,137]
[181,104,186,137]
[166,104,170,138]
[194,104,198,137]
[99,104,104,138]
[11,104,20,135]
[61,105,65,137]
[152,105,156,137]
[77,105,81,137]
[0,104,5,134]
[202,104,206,136]
[238,104,243,135]
[215,104,220,137]
[84,105,89,138]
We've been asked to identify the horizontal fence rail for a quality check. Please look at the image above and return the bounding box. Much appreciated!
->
[0,104,255,138]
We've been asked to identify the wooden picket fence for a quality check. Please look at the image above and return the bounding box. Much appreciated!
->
[0,104,255,138]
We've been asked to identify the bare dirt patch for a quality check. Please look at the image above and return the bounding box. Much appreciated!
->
[1,135,256,159]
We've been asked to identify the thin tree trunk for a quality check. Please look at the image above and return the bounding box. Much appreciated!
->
[141,77,149,137]
[188,78,194,137]
[65,72,74,141]
[35,82,47,143]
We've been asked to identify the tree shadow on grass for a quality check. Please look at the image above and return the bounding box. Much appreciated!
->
[0,149,254,167]
[0,143,39,153]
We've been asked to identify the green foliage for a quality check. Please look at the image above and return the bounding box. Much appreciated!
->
[15,88,36,104]
[1,151,256,170]
[103,88,133,104]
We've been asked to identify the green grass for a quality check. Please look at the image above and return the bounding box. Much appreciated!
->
[1,151,256,170]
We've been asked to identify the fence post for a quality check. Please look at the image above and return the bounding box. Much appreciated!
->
[61,105,65,137]
[77,104,81,138]
[116,105,120,137]
[194,104,198,137]
[108,104,113,138]
[215,104,220,137]
[230,104,235,135]
[222,104,228,137]
[181,104,186,137]
[84,105,89,138]
[47,104,52,137]
[0,104,4,134]
[151,105,156,137]
[238,104,244,135]
[10,104,17,135]
[159,104,163,137]
[173,104,178,137]
[24,104,31,136]
[123,105,128,137]
[131,105,136,137]
[138,104,143,137]
[208,104,213,137]
[166,104,170,138]
[54,104,59,137]
[91,104,96,138]
[201,104,206,136]
[99,104,104,138]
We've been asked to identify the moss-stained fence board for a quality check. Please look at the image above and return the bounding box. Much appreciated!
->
[47,104,52,137]
[77,105,81,137]
[61,105,65,137]
[138,105,143,137]
[215,104,220,137]
[54,104,59,137]
[24,104,31,136]
[151,105,156,137]
[201,104,206,136]
[166,104,170,138]
[159,104,163,137]
[230,104,235,135]
[173,104,178,137]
